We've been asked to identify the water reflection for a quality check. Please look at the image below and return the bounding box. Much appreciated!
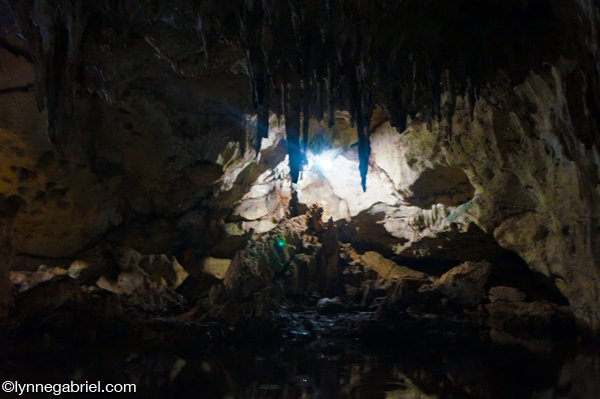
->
[0,342,598,398]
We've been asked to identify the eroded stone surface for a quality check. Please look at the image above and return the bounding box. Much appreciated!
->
[201,257,231,280]
[422,261,492,308]
[359,251,427,281]
[0,1,598,336]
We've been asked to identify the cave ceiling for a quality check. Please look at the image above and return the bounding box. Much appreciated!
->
[5,0,598,191]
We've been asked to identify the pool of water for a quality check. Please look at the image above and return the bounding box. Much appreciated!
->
[1,339,599,398]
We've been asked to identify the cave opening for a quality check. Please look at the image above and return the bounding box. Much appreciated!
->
[1,0,599,397]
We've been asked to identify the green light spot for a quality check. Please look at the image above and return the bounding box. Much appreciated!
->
[276,238,286,248]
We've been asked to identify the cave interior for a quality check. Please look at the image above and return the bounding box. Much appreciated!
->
[1,0,600,397]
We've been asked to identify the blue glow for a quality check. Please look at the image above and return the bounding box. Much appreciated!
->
[313,151,336,171]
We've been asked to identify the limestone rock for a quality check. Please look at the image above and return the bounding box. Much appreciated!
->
[360,251,427,281]
[400,68,600,333]
[95,248,188,312]
[201,257,231,280]
[223,250,274,302]
[0,0,598,336]
[9,267,68,294]
[385,278,431,310]
[422,261,491,307]
[140,254,188,289]
[360,279,394,308]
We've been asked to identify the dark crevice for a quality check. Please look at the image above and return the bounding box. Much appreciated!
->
[0,83,34,95]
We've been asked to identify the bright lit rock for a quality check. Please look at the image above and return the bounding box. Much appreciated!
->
[201,257,231,280]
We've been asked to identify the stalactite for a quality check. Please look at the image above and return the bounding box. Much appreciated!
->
[302,100,310,154]
[327,65,335,127]
[256,75,270,144]
[356,99,370,192]
[7,0,572,193]
[12,0,89,149]
[284,83,302,184]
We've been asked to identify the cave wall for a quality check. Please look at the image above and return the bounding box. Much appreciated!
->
[471,69,600,333]
[342,65,600,332]
[0,4,254,264]
[397,67,600,333]
[0,0,599,333]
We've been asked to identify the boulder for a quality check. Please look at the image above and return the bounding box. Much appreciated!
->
[95,248,188,313]
[386,278,431,310]
[140,254,189,289]
[361,279,394,307]
[421,261,491,307]
[201,257,231,280]
[360,251,427,281]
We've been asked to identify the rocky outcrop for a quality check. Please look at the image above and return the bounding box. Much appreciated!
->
[96,248,188,313]
[422,261,492,308]
[0,0,598,337]
[359,251,427,281]
[399,68,600,333]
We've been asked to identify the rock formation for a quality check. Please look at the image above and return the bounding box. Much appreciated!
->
[0,0,598,356]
